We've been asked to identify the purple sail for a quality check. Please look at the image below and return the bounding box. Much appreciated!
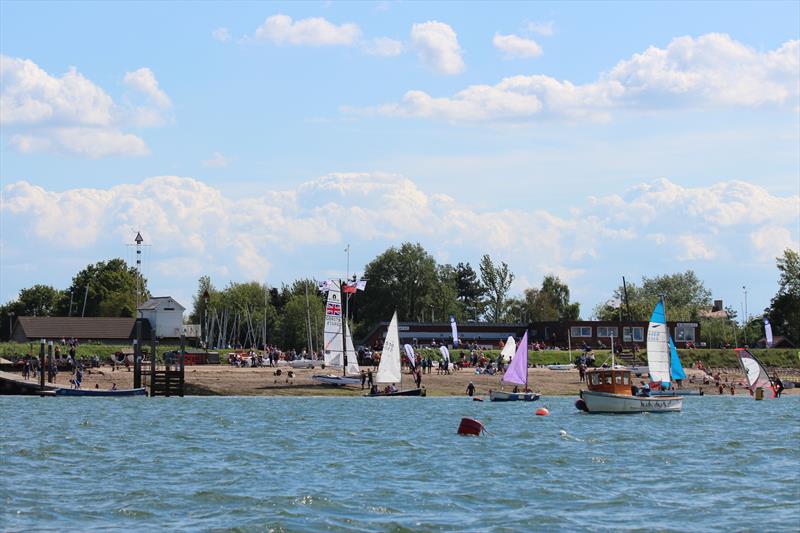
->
[502,331,528,387]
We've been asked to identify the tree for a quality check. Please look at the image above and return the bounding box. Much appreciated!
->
[539,275,580,320]
[594,271,711,321]
[454,262,485,320]
[63,258,149,317]
[12,284,64,317]
[360,243,439,327]
[479,254,514,322]
[767,249,800,345]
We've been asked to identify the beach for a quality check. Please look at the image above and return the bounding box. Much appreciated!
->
[15,363,799,396]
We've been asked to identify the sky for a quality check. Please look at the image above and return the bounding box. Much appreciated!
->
[1,0,798,321]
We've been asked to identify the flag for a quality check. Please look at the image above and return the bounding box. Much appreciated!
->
[326,302,342,316]
[318,280,331,292]
[403,344,416,367]
[439,345,450,363]
[356,279,368,291]
[450,315,459,347]
[764,317,773,348]
[342,282,357,294]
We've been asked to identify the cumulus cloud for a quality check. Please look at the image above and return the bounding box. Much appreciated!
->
[212,27,231,42]
[364,37,404,57]
[254,14,360,46]
[0,55,170,157]
[370,33,799,122]
[410,21,465,74]
[3,174,795,294]
[527,21,555,37]
[493,33,542,59]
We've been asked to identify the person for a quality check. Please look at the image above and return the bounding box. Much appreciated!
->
[367,369,374,389]
[729,383,735,395]
[639,381,650,397]
[773,375,784,397]
[579,363,586,383]
[466,382,475,397]
[111,382,118,390]
[414,368,422,388]
[360,370,367,390]
[512,385,519,393]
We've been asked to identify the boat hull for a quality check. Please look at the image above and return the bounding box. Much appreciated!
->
[311,374,361,386]
[54,388,146,397]
[652,388,704,396]
[546,364,575,371]
[366,388,426,397]
[577,390,682,413]
[489,390,541,402]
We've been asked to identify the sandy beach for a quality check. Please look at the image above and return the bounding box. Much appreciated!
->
[15,363,799,397]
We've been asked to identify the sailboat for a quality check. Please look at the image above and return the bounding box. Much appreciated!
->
[499,335,515,363]
[735,348,778,398]
[312,280,361,386]
[366,311,425,396]
[575,299,682,413]
[489,331,540,402]
[651,335,704,396]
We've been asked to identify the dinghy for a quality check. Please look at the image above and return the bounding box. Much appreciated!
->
[490,331,540,402]
[55,387,146,397]
[312,281,361,386]
[366,311,425,397]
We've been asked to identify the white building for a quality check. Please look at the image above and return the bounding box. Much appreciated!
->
[138,297,185,339]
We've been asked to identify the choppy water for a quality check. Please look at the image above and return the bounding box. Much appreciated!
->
[1,395,798,532]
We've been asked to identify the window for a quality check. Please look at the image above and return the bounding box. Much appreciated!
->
[623,327,644,342]
[597,326,618,338]
[675,324,696,342]
[570,326,592,337]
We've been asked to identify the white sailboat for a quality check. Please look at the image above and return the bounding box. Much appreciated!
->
[367,311,425,396]
[312,280,361,386]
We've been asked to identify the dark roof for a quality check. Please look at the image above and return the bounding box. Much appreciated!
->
[138,296,185,311]
[13,317,151,341]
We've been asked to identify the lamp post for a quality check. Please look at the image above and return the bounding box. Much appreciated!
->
[742,285,748,346]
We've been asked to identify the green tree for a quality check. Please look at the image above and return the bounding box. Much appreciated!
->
[63,259,148,317]
[539,275,580,320]
[594,271,711,321]
[479,254,514,322]
[13,284,64,316]
[454,262,485,320]
[767,249,800,345]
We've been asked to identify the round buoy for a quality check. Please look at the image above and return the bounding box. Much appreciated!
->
[473,397,483,402]
[535,407,550,416]
[457,417,485,436]
[559,429,567,437]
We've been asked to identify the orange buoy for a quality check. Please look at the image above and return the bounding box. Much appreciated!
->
[535,407,550,416]
[457,417,485,436]
[473,397,483,402]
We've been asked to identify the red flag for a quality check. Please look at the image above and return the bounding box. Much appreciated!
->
[342,283,357,294]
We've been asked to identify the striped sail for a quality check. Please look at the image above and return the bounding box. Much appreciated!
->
[736,348,775,394]
[646,299,671,385]
[323,281,344,368]
[376,311,402,384]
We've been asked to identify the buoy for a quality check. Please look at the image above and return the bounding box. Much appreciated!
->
[559,429,567,437]
[535,407,550,416]
[457,417,485,436]
[473,397,483,402]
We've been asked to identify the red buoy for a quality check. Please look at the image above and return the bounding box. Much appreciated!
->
[535,407,550,416]
[457,417,485,436]
[473,397,483,402]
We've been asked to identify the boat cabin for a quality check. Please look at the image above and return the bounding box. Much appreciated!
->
[586,368,634,396]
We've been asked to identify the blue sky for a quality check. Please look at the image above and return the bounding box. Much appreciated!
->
[1,1,798,320]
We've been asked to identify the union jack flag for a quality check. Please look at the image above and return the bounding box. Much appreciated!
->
[326,302,342,316]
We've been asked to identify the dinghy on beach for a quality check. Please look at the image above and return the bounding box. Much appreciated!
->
[312,281,361,386]
[366,311,425,397]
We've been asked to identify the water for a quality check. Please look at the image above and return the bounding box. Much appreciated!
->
[1,396,798,532]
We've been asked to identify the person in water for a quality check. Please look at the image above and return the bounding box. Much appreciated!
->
[773,375,784,397]
[466,382,475,397]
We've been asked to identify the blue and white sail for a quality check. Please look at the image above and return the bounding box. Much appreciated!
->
[669,336,686,381]
[646,298,671,386]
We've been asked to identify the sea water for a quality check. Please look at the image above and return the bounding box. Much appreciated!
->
[1,395,798,532]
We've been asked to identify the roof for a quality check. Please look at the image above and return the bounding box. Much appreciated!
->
[13,317,151,340]
[138,296,185,311]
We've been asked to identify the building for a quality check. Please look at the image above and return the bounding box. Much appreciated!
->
[361,322,527,348]
[10,317,152,344]
[137,297,185,339]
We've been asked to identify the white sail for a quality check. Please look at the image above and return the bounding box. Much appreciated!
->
[500,335,516,363]
[323,281,344,368]
[376,311,402,384]
[344,321,360,376]
[646,299,671,385]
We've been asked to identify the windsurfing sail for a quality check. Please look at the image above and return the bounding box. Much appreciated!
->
[669,336,686,381]
[323,280,344,368]
[376,311,402,383]
[736,348,776,396]
[646,298,671,386]
[500,336,516,363]
[439,346,450,364]
[403,344,416,368]
[764,317,774,348]
[502,331,528,387]
[450,315,459,347]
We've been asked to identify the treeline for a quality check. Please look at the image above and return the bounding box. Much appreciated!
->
[3,245,797,350]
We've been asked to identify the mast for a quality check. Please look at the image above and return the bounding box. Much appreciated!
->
[340,279,346,377]
[304,283,313,356]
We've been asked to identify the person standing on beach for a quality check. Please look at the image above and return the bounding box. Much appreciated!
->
[360,370,367,390]
[466,382,475,397]
[414,367,422,388]
[367,369,374,389]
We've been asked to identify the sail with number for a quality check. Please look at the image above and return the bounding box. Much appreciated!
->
[376,311,402,383]
[646,299,671,386]
[502,331,529,387]
[500,336,516,363]
[669,336,686,381]
[736,348,776,396]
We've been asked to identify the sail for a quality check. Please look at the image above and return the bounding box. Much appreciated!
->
[646,299,671,386]
[344,321,360,376]
[323,281,344,367]
[669,336,686,381]
[764,317,774,348]
[450,315,459,347]
[502,331,528,386]
[403,344,416,368]
[376,312,402,383]
[500,336,516,363]
[439,346,450,363]
[736,348,775,395]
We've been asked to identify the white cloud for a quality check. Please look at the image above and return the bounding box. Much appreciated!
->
[371,33,799,122]
[527,21,555,37]
[202,152,230,167]
[212,27,231,42]
[493,33,542,58]
[410,21,465,74]
[364,37,404,57]
[0,56,170,157]
[676,235,716,261]
[254,14,360,46]
[750,226,799,260]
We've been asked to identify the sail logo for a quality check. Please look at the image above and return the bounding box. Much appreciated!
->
[326,302,342,316]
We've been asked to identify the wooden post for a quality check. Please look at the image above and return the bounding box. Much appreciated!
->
[134,320,142,389]
[150,334,157,397]
[47,341,53,383]
[39,339,46,391]
[179,334,185,397]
